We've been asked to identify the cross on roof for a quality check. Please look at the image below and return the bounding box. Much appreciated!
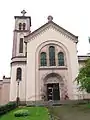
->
[21,10,27,16]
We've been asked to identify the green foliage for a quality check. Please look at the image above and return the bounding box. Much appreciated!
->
[0,107,49,120]
[14,109,29,117]
[0,102,17,116]
[76,58,90,92]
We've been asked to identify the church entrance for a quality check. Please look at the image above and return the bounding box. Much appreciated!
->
[47,83,60,100]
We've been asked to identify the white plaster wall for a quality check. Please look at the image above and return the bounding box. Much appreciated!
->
[0,79,10,105]
[10,63,26,101]
[26,26,79,101]
[26,52,36,101]
[1,82,10,105]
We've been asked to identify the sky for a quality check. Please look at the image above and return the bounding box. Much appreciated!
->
[0,0,90,79]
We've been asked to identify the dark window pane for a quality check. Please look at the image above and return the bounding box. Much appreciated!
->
[49,46,56,66]
[23,23,26,30]
[16,68,22,80]
[40,52,47,66]
[58,52,64,66]
[19,38,23,53]
[19,23,22,30]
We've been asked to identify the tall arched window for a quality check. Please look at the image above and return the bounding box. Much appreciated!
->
[49,46,56,66]
[19,38,23,53]
[23,23,26,30]
[19,23,22,30]
[40,52,47,66]
[16,68,22,80]
[58,52,64,66]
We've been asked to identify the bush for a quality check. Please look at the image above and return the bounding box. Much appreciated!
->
[0,102,17,116]
[14,109,29,117]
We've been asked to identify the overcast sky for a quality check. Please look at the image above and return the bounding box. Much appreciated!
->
[0,0,90,79]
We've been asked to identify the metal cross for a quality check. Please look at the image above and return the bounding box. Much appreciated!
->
[21,10,27,16]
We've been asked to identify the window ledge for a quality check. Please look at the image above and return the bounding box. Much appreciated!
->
[39,66,67,70]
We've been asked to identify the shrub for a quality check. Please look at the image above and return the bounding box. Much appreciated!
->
[14,109,29,117]
[0,102,17,116]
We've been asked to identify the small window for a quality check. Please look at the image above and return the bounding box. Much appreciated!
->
[49,46,56,66]
[40,52,47,66]
[16,68,22,80]
[23,23,26,30]
[58,52,64,66]
[19,38,23,53]
[19,23,22,30]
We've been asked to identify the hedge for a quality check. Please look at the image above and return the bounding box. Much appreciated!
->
[14,109,30,117]
[0,102,17,116]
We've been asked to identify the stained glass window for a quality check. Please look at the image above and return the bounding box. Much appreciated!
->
[40,52,47,66]
[58,52,64,66]
[49,46,56,66]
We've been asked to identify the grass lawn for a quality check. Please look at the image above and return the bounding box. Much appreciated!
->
[0,106,49,120]
[50,104,90,120]
[1,104,90,120]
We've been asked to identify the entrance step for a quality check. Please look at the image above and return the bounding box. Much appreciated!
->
[26,100,89,106]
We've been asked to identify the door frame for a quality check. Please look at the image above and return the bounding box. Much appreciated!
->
[47,83,60,101]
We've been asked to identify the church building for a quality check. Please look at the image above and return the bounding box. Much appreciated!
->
[0,10,89,105]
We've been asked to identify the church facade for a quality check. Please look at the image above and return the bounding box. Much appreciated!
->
[0,11,89,105]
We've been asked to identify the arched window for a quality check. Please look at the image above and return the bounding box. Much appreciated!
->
[19,38,23,53]
[49,46,56,66]
[19,23,22,30]
[16,68,22,80]
[58,52,64,66]
[40,52,47,66]
[23,23,26,30]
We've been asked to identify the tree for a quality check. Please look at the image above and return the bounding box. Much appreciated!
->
[76,58,90,93]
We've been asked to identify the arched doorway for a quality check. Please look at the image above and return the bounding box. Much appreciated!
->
[47,83,60,100]
[43,73,64,101]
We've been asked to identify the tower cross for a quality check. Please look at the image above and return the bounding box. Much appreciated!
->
[21,10,27,16]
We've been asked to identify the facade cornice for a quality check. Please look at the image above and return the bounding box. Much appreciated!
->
[0,78,10,84]
[11,56,27,64]
[78,55,90,61]
[14,16,31,19]
[11,61,27,65]
[11,61,26,65]
[11,56,27,60]
[49,25,78,43]
[39,66,68,70]
[14,30,30,33]
[3,77,11,79]
[24,21,78,43]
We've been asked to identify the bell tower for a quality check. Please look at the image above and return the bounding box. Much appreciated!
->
[10,10,31,102]
[12,10,31,58]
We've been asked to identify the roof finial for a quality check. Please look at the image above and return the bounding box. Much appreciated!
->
[21,10,27,16]
[47,15,53,22]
